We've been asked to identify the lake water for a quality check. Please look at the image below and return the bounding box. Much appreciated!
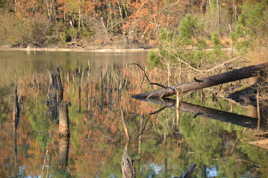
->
[0,51,268,178]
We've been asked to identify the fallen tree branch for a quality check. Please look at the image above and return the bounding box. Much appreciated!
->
[129,63,173,90]
[132,62,268,99]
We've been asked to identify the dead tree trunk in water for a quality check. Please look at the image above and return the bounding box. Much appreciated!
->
[58,135,70,169]
[58,102,70,168]
[47,68,64,121]
[59,136,70,169]
[120,110,135,178]
[13,86,21,130]
[59,102,70,137]
[121,144,135,178]
[78,68,84,113]
[133,62,268,99]
[12,86,22,177]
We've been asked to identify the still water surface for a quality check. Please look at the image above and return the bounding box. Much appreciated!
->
[0,51,267,178]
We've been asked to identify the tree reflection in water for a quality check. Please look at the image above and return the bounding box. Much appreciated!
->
[0,58,268,177]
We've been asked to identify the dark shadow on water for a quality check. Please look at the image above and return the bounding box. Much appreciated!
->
[144,97,261,130]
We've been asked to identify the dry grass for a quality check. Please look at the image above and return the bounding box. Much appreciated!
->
[246,47,268,65]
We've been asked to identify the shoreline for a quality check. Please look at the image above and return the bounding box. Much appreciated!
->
[0,47,158,53]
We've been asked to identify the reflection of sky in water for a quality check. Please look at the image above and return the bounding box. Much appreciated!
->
[18,166,41,178]
[109,174,117,178]
[150,163,163,174]
[147,163,163,177]
[207,167,217,177]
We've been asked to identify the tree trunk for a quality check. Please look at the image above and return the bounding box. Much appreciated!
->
[58,134,70,168]
[13,86,21,130]
[121,144,135,178]
[58,102,70,169]
[132,62,268,99]
[59,102,70,137]
[47,68,64,121]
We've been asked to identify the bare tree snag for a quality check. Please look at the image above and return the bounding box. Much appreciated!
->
[12,86,21,178]
[58,134,70,169]
[121,144,135,178]
[13,86,21,130]
[59,102,70,137]
[132,62,268,99]
[120,109,135,178]
[58,102,70,169]
[47,67,64,121]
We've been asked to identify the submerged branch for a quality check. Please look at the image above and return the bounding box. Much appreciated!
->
[145,98,260,129]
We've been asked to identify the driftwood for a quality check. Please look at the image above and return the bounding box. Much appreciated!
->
[132,62,268,99]
[146,98,260,129]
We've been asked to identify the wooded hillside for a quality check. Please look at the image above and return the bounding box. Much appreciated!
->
[0,0,267,48]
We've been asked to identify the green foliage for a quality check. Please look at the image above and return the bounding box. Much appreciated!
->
[52,168,73,178]
[149,13,228,69]
[65,0,81,13]
[231,1,268,52]
[0,13,26,46]
[65,28,79,42]
[238,143,268,177]
[178,14,200,43]
[180,113,223,165]
[68,103,84,151]
[0,0,7,9]
[80,27,95,39]
[28,15,50,46]
[26,99,50,150]
[148,51,161,68]
[153,108,175,137]
[196,39,208,49]
[240,143,268,166]
[0,87,9,124]
[238,2,268,36]
[0,11,95,47]
[0,13,50,47]
[210,32,221,47]
[159,28,174,43]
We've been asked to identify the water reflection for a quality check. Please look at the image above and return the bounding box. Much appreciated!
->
[144,97,260,130]
[0,51,268,177]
